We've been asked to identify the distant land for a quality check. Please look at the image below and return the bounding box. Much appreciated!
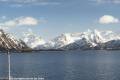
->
[0,29,120,52]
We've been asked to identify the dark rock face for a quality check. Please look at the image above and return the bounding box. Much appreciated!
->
[0,29,30,52]
[60,38,94,50]
[103,40,120,50]
[60,37,120,50]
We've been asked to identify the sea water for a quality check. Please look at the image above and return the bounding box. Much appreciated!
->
[0,50,120,80]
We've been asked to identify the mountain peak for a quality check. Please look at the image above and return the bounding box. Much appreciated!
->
[22,29,120,50]
[0,29,29,52]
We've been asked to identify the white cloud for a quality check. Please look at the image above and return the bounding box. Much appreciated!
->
[0,0,60,7]
[99,15,119,24]
[1,16,6,19]
[92,0,120,4]
[0,17,39,28]
[4,20,17,27]
[17,17,38,26]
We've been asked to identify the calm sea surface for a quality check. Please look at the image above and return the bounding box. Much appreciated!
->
[0,50,120,80]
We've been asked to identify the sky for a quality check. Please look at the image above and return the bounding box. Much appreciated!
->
[0,0,120,40]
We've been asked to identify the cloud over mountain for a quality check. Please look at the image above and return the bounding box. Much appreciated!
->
[17,17,39,26]
[0,17,39,28]
[99,15,119,24]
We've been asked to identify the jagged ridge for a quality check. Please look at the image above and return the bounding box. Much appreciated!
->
[0,29,30,52]
[23,29,120,50]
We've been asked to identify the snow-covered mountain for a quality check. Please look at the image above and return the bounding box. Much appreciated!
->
[3,29,120,51]
[22,29,120,50]
[0,29,29,52]
[61,30,120,50]
[22,30,45,49]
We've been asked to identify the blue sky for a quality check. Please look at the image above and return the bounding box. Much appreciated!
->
[0,0,120,39]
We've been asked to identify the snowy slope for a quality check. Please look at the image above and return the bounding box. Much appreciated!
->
[23,30,45,49]
[61,30,120,50]
[0,29,29,51]
[22,29,120,50]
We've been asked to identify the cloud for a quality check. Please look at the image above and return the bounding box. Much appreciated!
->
[92,0,120,4]
[0,0,60,7]
[17,17,38,26]
[0,17,39,28]
[4,20,17,27]
[99,15,119,24]
[1,16,6,19]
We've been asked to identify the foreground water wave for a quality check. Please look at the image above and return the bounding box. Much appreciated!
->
[0,50,120,80]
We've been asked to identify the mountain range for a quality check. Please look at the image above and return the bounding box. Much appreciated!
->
[22,29,120,51]
[0,29,120,52]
